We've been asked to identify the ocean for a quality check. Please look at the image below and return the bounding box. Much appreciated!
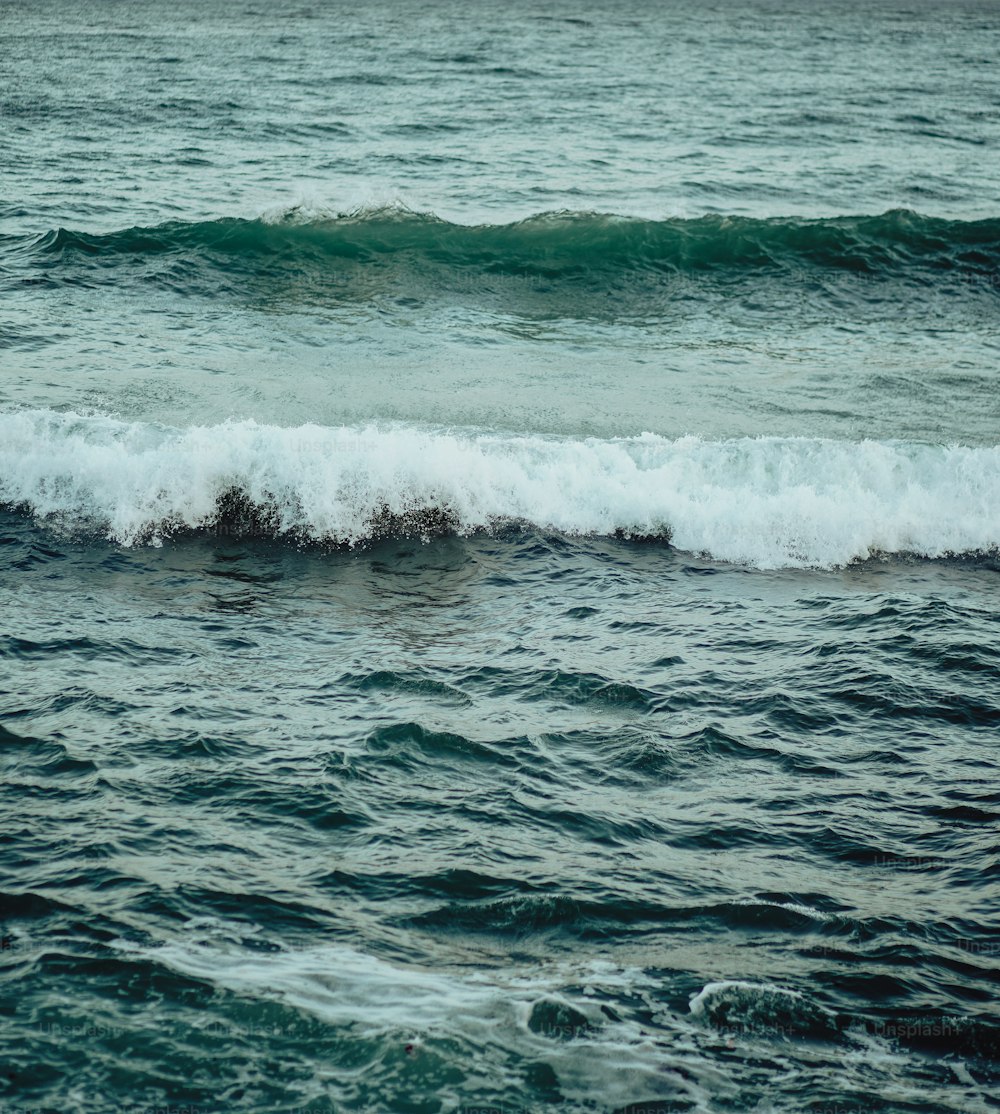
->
[1,0,999,1111]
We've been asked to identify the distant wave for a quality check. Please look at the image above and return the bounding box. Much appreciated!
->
[11,207,1000,288]
[2,410,998,568]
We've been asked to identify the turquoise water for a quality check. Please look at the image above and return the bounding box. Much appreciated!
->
[1,1,999,1112]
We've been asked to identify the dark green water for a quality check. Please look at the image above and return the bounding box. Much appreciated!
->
[1,1,999,1112]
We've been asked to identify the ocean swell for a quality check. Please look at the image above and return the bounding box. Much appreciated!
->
[14,206,1000,285]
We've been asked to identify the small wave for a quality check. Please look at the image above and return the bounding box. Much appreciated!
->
[1,409,998,568]
[689,980,842,1040]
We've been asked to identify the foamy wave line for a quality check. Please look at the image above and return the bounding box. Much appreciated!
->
[1,409,997,568]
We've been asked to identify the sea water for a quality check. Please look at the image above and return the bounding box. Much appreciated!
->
[1,1,998,1111]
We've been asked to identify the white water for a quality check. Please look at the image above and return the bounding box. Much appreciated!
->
[2,408,997,568]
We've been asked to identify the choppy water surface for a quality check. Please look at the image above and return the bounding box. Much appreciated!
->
[1,1,998,1112]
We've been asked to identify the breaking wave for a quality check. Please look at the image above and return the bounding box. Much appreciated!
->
[2,410,997,568]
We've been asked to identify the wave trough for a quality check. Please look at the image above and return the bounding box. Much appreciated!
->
[1,410,997,567]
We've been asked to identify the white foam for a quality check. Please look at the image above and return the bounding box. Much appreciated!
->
[731,898,832,922]
[112,930,710,1110]
[258,194,419,226]
[1,408,998,568]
